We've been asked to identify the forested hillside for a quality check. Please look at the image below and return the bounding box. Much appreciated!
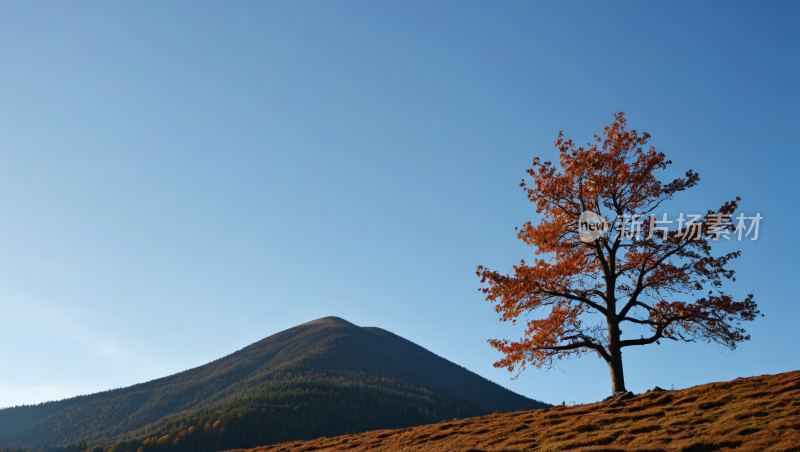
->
[228,370,800,452]
[0,317,548,452]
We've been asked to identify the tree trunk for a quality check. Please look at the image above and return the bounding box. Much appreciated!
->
[607,349,626,394]
[607,320,627,394]
[606,270,625,395]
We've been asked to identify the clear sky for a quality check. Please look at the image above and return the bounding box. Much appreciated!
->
[0,1,798,408]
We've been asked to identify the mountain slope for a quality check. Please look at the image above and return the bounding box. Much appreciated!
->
[236,370,800,452]
[0,317,548,450]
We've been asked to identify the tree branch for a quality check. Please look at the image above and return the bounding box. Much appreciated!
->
[540,290,608,315]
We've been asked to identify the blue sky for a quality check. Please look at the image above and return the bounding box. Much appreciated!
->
[0,1,798,407]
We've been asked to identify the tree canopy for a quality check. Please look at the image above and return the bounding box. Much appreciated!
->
[478,112,760,395]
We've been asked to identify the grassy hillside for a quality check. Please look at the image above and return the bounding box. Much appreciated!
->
[0,317,547,450]
[236,370,800,452]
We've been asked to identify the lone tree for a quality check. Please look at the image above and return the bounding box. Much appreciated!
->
[477,112,760,396]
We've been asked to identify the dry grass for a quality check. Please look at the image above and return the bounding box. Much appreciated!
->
[230,370,800,452]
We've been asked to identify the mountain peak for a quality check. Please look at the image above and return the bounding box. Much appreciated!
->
[307,316,354,325]
[294,316,357,330]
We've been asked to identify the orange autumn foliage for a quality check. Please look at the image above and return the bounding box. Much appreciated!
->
[477,112,760,395]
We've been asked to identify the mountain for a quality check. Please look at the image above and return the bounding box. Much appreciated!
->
[233,369,800,452]
[0,317,548,452]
